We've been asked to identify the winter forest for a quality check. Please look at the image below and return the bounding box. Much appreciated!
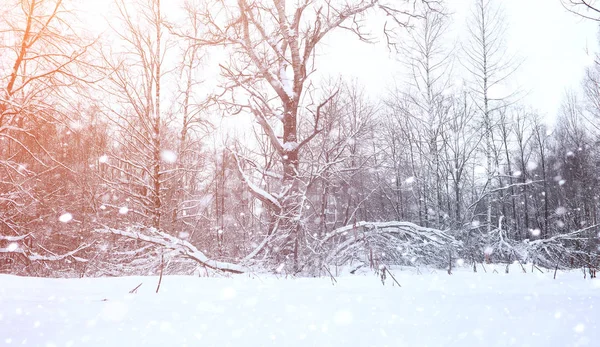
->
[1,0,600,279]
[4,0,600,345]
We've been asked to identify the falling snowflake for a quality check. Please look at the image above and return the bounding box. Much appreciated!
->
[6,243,18,252]
[484,246,494,255]
[221,287,237,300]
[160,150,177,163]
[472,220,481,227]
[530,228,541,237]
[405,176,415,184]
[558,180,566,186]
[119,207,129,215]
[555,206,567,215]
[101,301,129,322]
[526,161,538,171]
[179,231,190,239]
[574,324,585,333]
[456,258,465,266]
[474,165,486,175]
[59,213,73,223]
[333,310,354,326]
[513,171,522,177]
[99,155,108,163]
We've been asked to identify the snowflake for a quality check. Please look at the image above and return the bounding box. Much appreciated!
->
[59,213,73,223]
[160,150,177,163]
[178,231,190,239]
[555,206,567,215]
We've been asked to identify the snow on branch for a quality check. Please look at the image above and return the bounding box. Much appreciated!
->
[320,221,459,267]
[230,150,282,211]
[482,222,599,268]
[94,225,246,274]
[0,234,30,242]
[520,224,600,267]
[321,221,457,246]
[0,242,92,262]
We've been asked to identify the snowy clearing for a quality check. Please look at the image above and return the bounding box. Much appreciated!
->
[1,266,599,347]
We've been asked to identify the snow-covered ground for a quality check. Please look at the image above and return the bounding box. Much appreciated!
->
[1,266,599,347]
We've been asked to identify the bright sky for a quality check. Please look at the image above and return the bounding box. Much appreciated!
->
[76,0,599,125]
[318,0,600,125]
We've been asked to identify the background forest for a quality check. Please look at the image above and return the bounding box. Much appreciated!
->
[1,0,599,277]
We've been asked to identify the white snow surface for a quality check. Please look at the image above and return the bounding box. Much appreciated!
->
[1,267,599,346]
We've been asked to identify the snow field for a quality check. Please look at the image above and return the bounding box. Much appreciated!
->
[1,266,599,347]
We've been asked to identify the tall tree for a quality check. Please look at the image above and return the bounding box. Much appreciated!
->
[188,0,432,270]
[98,0,170,230]
[462,0,517,235]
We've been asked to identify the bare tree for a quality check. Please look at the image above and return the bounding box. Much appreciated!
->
[399,5,453,228]
[461,0,518,235]
[98,0,169,230]
[184,0,432,271]
[0,0,97,273]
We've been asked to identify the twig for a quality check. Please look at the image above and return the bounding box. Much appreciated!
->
[129,282,143,294]
[384,267,402,288]
[322,265,337,285]
[553,262,559,280]
[512,250,526,273]
[156,252,164,293]
[447,249,452,275]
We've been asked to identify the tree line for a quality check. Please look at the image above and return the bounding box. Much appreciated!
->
[0,0,598,277]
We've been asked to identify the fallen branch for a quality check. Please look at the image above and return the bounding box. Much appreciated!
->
[0,242,92,262]
[95,226,245,274]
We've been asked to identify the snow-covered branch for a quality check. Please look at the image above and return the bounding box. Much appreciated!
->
[321,221,456,246]
[94,225,246,274]
[231,150,282,211]
[0,242,92,263]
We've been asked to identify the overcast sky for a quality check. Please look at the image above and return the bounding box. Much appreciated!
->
[79,0,599,125]
[317,0,599,125]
